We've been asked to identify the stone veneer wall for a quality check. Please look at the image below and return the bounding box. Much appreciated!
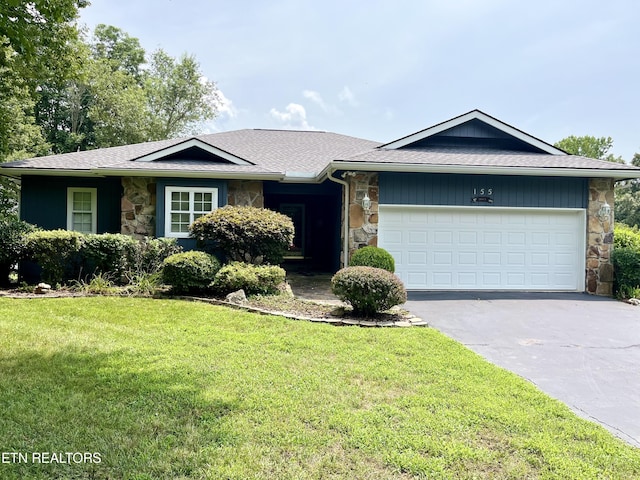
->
[346,172,379,260]
[586,178,615,296]
[121,177,156,239]
[227,180,264,207]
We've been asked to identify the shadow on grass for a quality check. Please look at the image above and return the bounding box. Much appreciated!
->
[0,349,238,479]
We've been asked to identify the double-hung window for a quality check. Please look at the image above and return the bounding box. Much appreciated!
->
[164,187,218,238]
[67,188,97,233]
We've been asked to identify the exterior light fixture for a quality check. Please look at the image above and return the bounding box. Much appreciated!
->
[362,194,372,213]
[597,202,611,222]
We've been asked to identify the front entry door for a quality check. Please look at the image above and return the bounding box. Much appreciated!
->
[280,203,306,259]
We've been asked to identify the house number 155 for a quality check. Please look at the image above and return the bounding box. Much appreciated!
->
[473,188,493,195]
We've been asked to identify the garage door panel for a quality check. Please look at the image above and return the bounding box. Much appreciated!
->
[434,231,452,244]
[408,230,427,244]
[482,272,502,287]
[483,252,501,265]
[458,252,477,265]
[408,251,428,264]
[379,206,584,291]
[506,252,526,266]
[458,231,477,244]
[531,253,550,266]
[432,251,452,266]
[506,232,526,246]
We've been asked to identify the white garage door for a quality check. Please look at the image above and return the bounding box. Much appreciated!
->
[378,205,585,291]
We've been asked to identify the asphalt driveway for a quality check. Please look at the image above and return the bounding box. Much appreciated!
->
[405,292,640,448]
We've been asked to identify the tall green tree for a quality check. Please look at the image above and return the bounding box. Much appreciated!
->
[91,24,145,79]
[36,25,220,152]
[554,135,624,163]
[145,50,220,140]
[0,0,87,216]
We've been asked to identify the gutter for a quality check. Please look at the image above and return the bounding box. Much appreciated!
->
[330,161,640,180]
[92,169,285,180]
[326,169,350,269]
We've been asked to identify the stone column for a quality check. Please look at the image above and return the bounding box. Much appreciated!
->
[346,172,379,260]
[586,178,615,295]
[227,180,264,207]
[121,177,156,239]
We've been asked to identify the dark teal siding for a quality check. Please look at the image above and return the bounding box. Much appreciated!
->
[155,178,227,250]
[379,173,588,208]
[20,175,121,232]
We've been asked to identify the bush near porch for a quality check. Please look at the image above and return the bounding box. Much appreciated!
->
[190,205,294,265]
[612,223,640,299]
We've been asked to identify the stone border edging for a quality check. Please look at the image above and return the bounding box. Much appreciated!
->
[177,295,429,328]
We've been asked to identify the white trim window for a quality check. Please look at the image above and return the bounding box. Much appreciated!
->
[67,188,97,233]
[164,186,218,238]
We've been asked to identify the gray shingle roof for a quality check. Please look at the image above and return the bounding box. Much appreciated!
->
[1,130,381,178]
[2,127,639,180]
[338,146,640,171]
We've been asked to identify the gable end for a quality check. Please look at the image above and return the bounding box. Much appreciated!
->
[381,109,566,155]
[133,138,253,165]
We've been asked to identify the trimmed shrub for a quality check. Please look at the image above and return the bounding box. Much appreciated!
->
[331,266,407,316]
[162,251,221,293]
[612,223,640,298]
[614,223,640,250]
[127,237,182,275]
[26,229,84,285]
[612,247,640,298]
[190,206,295,265]
[82,233,138,283]
[349,246,395,272]
[0,217,37,287]
[213,262,286,295]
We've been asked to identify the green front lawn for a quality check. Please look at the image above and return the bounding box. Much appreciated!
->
[0,297,638,479]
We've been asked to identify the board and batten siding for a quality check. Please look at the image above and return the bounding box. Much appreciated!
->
[20,175,122,233]
[378,173,588,209]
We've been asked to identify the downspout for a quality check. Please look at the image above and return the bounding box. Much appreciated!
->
[327,169,350,268]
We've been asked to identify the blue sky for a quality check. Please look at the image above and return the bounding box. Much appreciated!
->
[79,0,639,161]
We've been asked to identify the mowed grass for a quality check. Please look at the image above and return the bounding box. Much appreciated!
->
[0,298,638,479]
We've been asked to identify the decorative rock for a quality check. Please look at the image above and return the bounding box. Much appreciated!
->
[35,283,51,294]
[277,282,294,298]
[329,306,346,317]
[225,289,247,305]
[627,298,640,306]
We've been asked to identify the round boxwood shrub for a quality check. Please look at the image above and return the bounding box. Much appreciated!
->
[162,251,221,293]
[349,246,395,272]
[331,266,407,316]
[190,206,294,265]
[213,261,286,295]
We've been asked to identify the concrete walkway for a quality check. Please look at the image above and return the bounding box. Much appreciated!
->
[405,292,640,448]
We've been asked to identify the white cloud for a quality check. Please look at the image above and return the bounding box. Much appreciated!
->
[303,90,327,110]
[215,89,237,119]
[269,103,316,130]
[338,86,357,107]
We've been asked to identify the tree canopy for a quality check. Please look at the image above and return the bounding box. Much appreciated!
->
[554,135,624,163]
[555,135,640,228]
[1,11,221,217]
[35,24,221,153]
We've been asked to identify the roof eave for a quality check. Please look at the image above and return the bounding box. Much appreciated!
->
[0,168,102,178]
[92,168,285,180]
[330,161,640,179]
